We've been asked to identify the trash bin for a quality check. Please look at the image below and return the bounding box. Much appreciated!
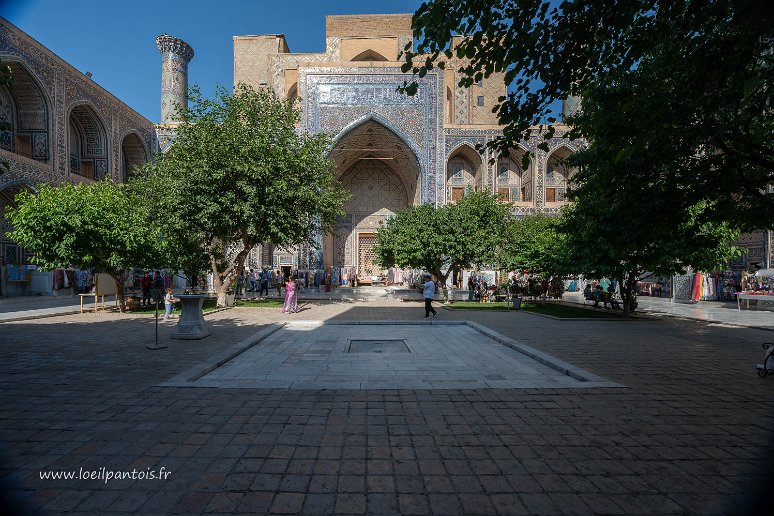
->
[511,296,522,310]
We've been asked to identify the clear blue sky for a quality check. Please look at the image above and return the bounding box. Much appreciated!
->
[2,0,423,122]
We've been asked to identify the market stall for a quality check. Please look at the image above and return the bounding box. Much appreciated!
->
[736,269,774,310]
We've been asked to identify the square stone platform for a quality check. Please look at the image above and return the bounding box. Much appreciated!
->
[163,321,620,390]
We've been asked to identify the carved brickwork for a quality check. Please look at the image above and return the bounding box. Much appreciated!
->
[157,35,194,126]
[0,17,156,265]
[454,82,468,124]
[301,67,441,204]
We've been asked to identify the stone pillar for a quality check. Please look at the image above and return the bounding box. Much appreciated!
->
[156,34,194,125]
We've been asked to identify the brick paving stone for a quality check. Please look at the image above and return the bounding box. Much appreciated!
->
[2,301,774,514]
[303,492,337,514]
[170,492,213,514]
[249,472,281,491]
[398,493,430,515]
[237,491,274,513]
[205,491,243,513]
[490,493,529,515]
[270,492,305,514]
[459,493,498,514]
[335,493,366,514]
[367,493,399,514]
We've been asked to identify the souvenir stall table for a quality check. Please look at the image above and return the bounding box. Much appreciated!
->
[736,292,774,310]
[736,269,774,310]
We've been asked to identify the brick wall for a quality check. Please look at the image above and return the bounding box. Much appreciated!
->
[326,14,412,38]
[233,35,286,90]
[340,37,401,61]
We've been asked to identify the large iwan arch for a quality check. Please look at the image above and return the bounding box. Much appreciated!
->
[324,116,422,281]
[0,60,50,161]
[68,103,109,180]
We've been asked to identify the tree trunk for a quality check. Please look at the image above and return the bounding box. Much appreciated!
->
[110,274,127,312]
[212,273,233,307]
[435,269,451,304]
[209,239,253,307]
[619,270,639,318]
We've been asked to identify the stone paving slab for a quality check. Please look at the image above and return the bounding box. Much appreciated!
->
[1,300,773,514]
[162,321,621,390]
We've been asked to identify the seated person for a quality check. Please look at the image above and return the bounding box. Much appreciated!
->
[606,286,621,309]
[583,284,593,300]
[592,285,605,307]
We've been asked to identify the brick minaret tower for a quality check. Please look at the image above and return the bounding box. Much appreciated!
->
[156,34,194,125]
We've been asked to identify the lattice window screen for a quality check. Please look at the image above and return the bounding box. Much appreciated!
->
[358,235,380,277]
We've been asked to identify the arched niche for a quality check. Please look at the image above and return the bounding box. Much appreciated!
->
[287,83,298,101]
[446,144,483,202]
[0,179,36,261]
[544,145,577,204]
[68,104,109,180]
[326,117,421,274]
[351,49,388,62]
[0,60,50,161]
[445,87,453,124]
[120,133,148,181]
[496,146,534,204]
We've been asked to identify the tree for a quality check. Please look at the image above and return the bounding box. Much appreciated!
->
[560,100,743,317]
[375,192,510,302]
[498,214,565,277]
[5,181,165,311]
[138,84,348,306]
[402,0,773,229]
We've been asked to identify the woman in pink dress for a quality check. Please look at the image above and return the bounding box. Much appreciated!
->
[282,276,298,314]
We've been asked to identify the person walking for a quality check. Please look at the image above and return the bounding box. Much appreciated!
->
[235,270,244,298]
[259,268,270,297]
[282,275,299,314]
[141,272,152,307]
[423,274,437,318]
[163,288,176,319]
[275,270,282,297]
[248,269,257,292]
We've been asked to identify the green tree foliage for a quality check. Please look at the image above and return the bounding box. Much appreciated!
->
[403,1,771,171]
[5,181,164,311]
[498,214,565,277]
[404,0,769,313]
[562,133,742,316]
[137,84,348,306]
[375,192,510,302]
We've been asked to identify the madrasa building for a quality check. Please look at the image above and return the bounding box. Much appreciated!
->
[0,13,770,296]
[0,16,155,296]
[229,13,771,281]
[233,14,585,281]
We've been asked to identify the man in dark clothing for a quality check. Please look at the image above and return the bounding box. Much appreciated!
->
[141,272,152,307]
[151,271,163,304]
[259,268,270,296]
[423,275,438,318]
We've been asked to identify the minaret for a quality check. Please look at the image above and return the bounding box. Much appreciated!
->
[156,34,194,125]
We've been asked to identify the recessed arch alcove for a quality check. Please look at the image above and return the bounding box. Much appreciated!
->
[324,116,422,279]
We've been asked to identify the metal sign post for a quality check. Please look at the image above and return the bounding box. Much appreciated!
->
[147,291,167,350]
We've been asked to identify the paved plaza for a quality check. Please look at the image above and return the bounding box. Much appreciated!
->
[1,299,774,514]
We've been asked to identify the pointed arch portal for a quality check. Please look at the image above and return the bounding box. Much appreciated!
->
[324,117,422,280]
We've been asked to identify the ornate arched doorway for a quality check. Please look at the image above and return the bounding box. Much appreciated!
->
[68,104,109,180]
[325,118,421,280]
[120,133,148,181]
[0,61,49,161]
